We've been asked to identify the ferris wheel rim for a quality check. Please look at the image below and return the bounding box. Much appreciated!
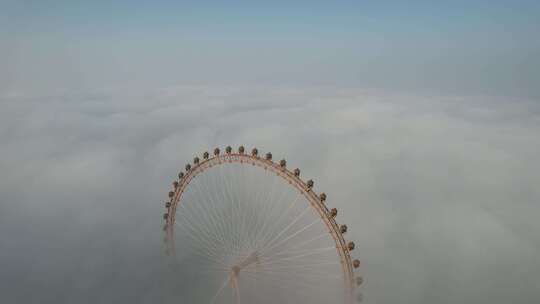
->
[163,147,360,302]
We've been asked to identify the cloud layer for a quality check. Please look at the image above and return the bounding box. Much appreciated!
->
[1,86,539,303]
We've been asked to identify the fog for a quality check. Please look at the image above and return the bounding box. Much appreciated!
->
[1,86,539,303]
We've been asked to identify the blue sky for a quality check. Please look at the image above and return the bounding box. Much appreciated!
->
[2,1,539,97]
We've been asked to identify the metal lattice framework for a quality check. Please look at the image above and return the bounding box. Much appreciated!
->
[162,146,363,303]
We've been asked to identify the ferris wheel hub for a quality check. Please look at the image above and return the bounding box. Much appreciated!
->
[231,251,259,276]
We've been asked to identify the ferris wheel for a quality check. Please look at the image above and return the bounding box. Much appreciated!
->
[162,146,364,303]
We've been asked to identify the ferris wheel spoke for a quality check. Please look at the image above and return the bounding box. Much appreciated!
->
[261,246,336,261]
[233,164,248,250]
[174,221,231,266]
[190,176,230,245]
[218,164,243,251]
[214,165,232,236]
[257,246,338,267]
[193,176,239,256]
[210,273,232,304]
[251,173,278,249]
[257,204,311,255]
[175,206,244,260]
[249,258,343,273]
[252,178,292,251]
[219,165,237,246]
[254,261,341,272]
[239,165,257,250]
[179,201,225,255]
[270,233,330,256]
[241,166,259,251]
[176,239,228,268]
[255,192,301,252]
[180,185,226,245]
[175,211,221,252]
[206,166,240,254]
[248,167,269,249]
[229,165,250,254]
[200,171,235,244]
[259,213,319,257]
[208,164,231,245]
[176,202,230,255]
[244,267,343,279]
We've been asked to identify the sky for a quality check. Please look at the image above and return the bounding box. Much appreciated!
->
[1,1,540,304]
[2,1,540,97]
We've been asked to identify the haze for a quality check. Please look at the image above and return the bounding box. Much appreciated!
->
[1,1,539,303]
